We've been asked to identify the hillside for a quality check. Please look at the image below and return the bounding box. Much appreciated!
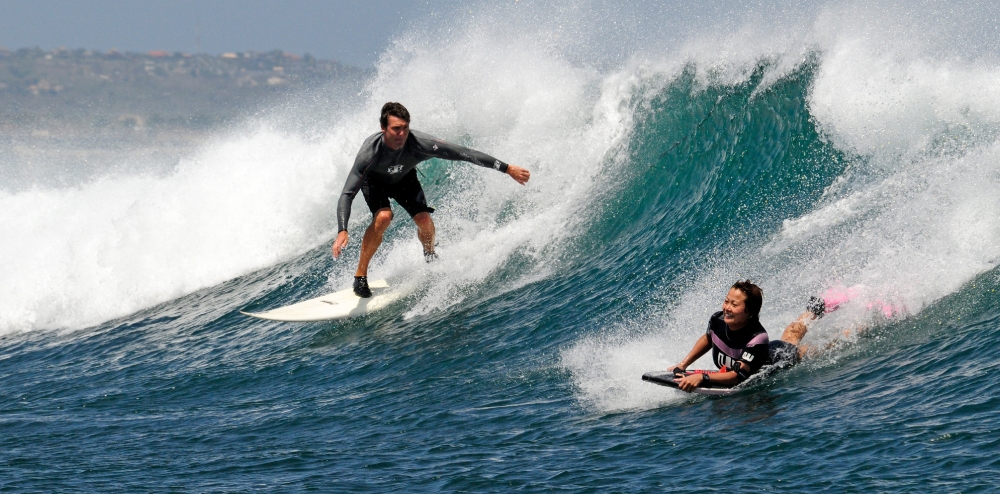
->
[0,46,369,134]
[0,47,370,189]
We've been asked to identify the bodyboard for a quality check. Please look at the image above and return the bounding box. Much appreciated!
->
[241,279,401,322]
[642,370,742,396]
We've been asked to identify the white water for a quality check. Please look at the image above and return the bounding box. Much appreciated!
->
[562,0,1000,412]
[4,2,1000,417]
[0,4,642,334]
[0,129,347,332]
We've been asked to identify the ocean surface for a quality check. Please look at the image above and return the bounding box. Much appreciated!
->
[4,2,1000,491]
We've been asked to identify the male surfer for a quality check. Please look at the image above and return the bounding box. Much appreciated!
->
[332,102,531,297]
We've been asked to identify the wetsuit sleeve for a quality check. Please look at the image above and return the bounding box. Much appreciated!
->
[410,130,509,173]
[741,341,770,375]
[337,137,378,232]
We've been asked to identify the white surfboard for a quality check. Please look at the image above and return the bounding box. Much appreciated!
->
[241,279,403,322]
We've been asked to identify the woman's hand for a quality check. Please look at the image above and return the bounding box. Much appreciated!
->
[675,373,704,393]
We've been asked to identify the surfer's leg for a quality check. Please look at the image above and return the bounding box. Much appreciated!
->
[356,208,393,277]
[768,310,818,364]
[412,212,436,260]
[392,171,436,261]
[768,340,802,367]
[781,319,809,346]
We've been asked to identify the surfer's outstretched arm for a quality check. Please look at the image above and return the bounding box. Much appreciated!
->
[410,130,530,185]
[506,164,530,185]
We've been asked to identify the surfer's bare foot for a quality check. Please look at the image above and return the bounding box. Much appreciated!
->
[424,251,438,263]
[353,276,372,298]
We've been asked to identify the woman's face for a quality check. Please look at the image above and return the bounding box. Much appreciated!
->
[722,288,749,330]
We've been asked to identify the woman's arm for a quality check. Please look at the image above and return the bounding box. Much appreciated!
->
[675,365,742,392]
[670,334,712,393]
[671,333,749,392]
[671,334,711,373]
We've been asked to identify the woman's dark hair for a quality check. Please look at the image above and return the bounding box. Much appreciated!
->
[731,279,763,319]
[380,102,410,128]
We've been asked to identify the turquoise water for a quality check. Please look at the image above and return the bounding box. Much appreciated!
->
[4,3,1000,491]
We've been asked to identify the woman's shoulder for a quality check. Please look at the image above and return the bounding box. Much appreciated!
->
[707,311,725,329]
[748,319,769,339]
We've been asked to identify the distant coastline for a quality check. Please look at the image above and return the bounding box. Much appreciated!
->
[0,46,372,189]
[0,46,371,135]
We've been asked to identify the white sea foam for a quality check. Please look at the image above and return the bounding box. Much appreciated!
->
[350,25,635,318]
[0,127,362,332]
[4,2,1000,415]
[562,1,1000,412]
[0,6,637,334]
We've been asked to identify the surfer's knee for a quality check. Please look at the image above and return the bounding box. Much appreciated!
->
[372,209,394,230]
[412,211,434,229]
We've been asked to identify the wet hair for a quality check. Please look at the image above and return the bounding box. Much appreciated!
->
[731,279,763,319]
[380,102,410,128]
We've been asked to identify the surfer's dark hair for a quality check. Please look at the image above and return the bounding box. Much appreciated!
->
[380,102,410,127]
[731,280,763,319]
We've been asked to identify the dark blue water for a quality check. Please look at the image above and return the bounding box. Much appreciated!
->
[5,4,1000,491]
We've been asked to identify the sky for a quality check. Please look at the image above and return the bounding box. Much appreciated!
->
[3,1,997,70]
[0,0,467,67]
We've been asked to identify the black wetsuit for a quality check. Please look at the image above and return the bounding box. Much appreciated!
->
[705,311,770,382]
[336,130,509,232]
[768,340,800,368]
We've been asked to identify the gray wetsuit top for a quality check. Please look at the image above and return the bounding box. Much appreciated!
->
[336,130,509,232]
